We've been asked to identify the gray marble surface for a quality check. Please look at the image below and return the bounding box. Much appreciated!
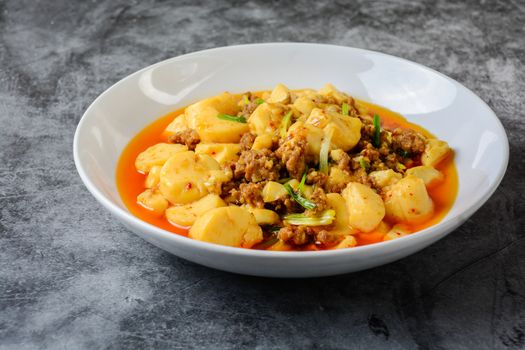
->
[1,0,524,349]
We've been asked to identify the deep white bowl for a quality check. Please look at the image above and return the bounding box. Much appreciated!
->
[74,43,508,277]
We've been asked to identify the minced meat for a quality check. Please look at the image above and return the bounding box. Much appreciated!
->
[168,129,200,150]
[305,187,329,215]
[334,151,351,171]
[392,128,425,154]
[239,132,256,151]
[277,224,334,246]
[306,170,328,189]
[234,149,281,182]
[278,225,313,245]
[241,96,259,117]
[227,182,266,208]
[275,132,308,179]
[271,195,300,213]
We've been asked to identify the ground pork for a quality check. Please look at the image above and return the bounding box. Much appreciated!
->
[358,142,390,172]
[240,93,259,117]
[360,143,381,163]
[239,132,256,151]
[234,149,281,182]
[392,128,426,154]
[326,178,349,194]
[306,170,328,189]
[277,225,334,246]
[278,225,314,245]
[314,230,340,246]
[305,187,329,216]
[347,97,360,117]
[347,165,372,187]
[384,153,402,170]
[275,132,308,179]
[221,176,239,195]
[333,151,351,171]
[227,182,266,208]
[271,195,301,213]
[168,129,200,150]
[359,118,375,140]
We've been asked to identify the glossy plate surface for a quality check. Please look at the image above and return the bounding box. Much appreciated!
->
[74,43,508,277]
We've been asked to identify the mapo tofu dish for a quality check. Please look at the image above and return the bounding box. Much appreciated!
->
[117,84,457,251]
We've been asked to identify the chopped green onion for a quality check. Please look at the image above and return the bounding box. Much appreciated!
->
[373,114,381,148]
[279,111,293,138]
[217,114,247,123]
[342,102,349,116]
[284,210,336,226]
[255,98,265,105]
[396,162,406,171]
[242,95,250,105]
[319,128,333,174]
[359,158,369,171]
[298,171,307,193]
[284,183,317,210]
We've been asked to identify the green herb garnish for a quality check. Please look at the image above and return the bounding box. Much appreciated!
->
[284,210,336,226]
[396,162,406,171]
[342,102,349,116]
[284,183,317,210]
[298,171,307,192]
[279,111,293,138]
[373,114,381,148]
[359,158,369,171]
[319,128,333,174]
[217,114,247,123]
[255,98,265,105]
[242,95,250,105]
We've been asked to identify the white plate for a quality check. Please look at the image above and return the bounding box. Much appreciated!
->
[74,43,508,277]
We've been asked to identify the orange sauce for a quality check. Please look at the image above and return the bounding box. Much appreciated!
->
[116,97,458,249]
[116,108,189,237]
[353,101,458,246]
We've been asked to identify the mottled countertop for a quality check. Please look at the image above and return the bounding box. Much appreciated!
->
[1,0,524,349]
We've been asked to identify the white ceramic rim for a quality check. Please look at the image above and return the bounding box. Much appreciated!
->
[73,42,509,259]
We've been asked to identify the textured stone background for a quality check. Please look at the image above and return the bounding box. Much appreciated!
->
[1,0,524,349]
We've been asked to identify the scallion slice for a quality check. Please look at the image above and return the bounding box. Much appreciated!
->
[255,98,265,105]
[396,162,406,171]
[279,111,293,138]
[284,210,336,226]
[298,171,307,192]
[284,183,317,210]
[342,102,349,116]
[373,114,381,148]
[359,158,369,171]
[319,128,333,174]
[217,114,247,123]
